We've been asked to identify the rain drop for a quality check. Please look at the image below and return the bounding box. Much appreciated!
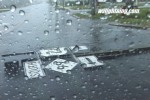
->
[10,5,16,12]
[81,85,86,89]
[1,58,5,62]
[147,13,150,18]
[19,93,23,96]
[49,25,52,28]
[143,88,149,91]
[29,0,33,4]
[55,76,61,81]
[73,94,77,99]
[18,31,23,36]
[43,83,47,87]
[4,25,9,31]
[4,93,8,96]
[27,45,30,48]
[13,60,17,63]
[66,19,72,25]
[0,33,2,37]
[36,37,39,40]
[135,85,141,89]
[24,77,28,80]
[55,23,59,28]
[66,70,72,74]
[24,20,29,23]
[135,15,138,18]
[55,29,59,34]
[11,15,14,19]
[129,42,135,48]
[66,10,70,15]
[19,10,25,16]
[55,9,59,13]
[50,96,56,100]
[44,30,49,35]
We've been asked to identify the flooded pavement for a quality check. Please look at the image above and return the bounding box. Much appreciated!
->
[0,2,150,100]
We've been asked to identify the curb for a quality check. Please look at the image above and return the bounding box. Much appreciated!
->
[71,15,80,19]
[109,23,149,30]
[0,9,10,11]
[57,6,80,19]
[58,5,69,10]
[0,9,10,12]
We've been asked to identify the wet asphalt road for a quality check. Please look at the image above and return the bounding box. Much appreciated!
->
[0,2,150,100]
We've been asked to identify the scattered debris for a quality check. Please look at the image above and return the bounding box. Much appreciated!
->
[45,58,77,73]
[69,45,88,52]
[23,60,45,79]
[78,55,104,68]
[38,47,68,57]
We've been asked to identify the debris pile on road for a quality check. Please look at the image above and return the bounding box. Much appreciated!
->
[3,45,104,79]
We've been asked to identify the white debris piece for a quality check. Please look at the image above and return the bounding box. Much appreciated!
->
[69,45,88,52]
[39,47,68,57]
[78,55,104,68]
[24,60,45,79]
[45,58,77,73]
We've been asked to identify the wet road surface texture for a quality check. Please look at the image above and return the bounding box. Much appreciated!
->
[0,2,150,100]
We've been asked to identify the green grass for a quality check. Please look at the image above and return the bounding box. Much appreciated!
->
[97,4,107,9]
[112,18,150,27]
[73,13,90,19]
[91,13,105,19]
[73,8,150,27]
[70,2,109,10]
[137,2,145,6]
[70,5,90,10]
[108,8,150,27]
